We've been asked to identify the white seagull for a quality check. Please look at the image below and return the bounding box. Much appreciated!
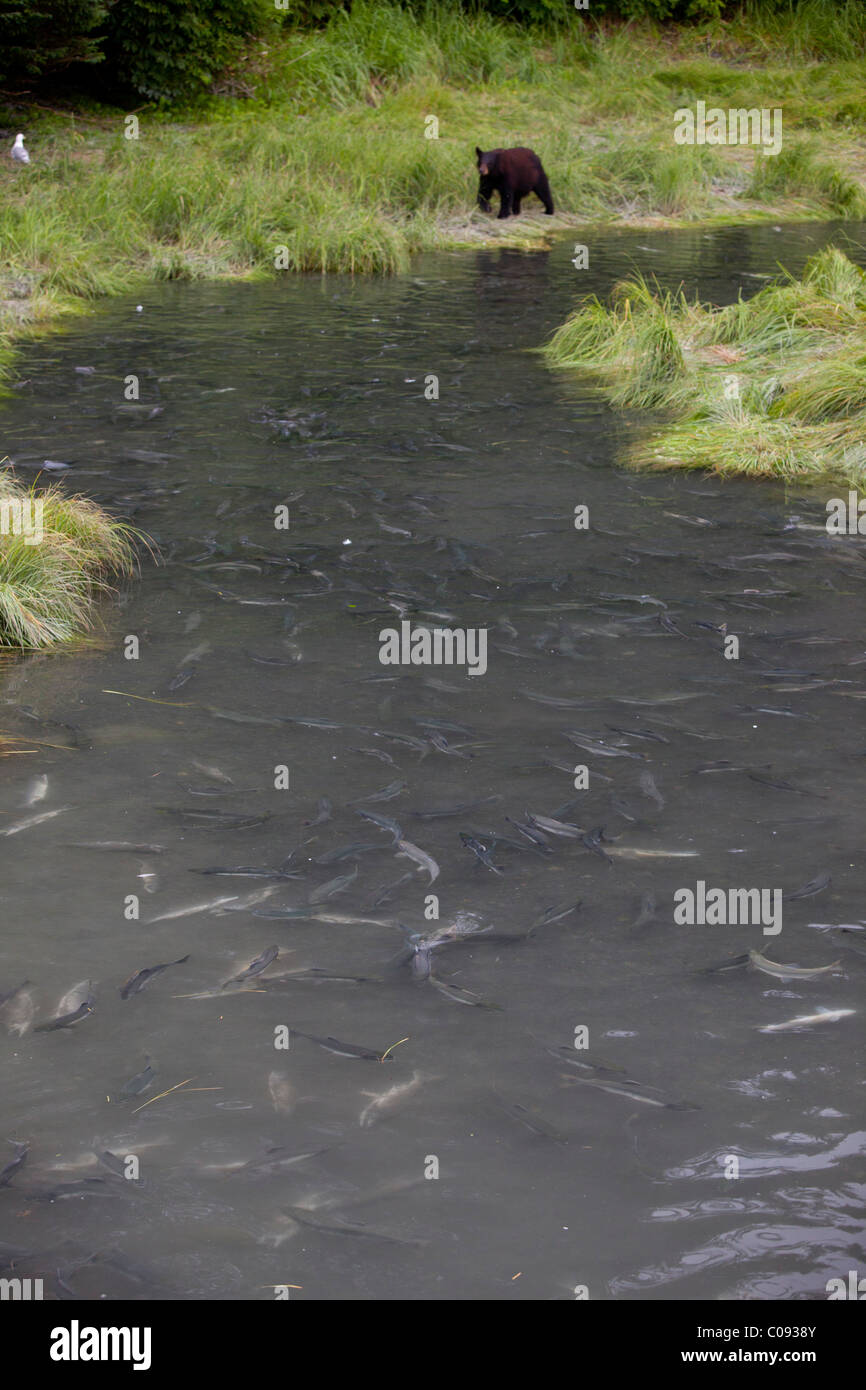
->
[11,134,30,164]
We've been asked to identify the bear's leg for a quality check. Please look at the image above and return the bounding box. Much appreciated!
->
[535,173,554,215]
[497,188,513,219]
[512,194,523,215]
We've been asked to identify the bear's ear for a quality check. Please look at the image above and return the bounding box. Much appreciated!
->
[475,146,483,161]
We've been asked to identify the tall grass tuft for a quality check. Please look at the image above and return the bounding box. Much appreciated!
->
[544,246,866,486]
[747,144,866,219]
[0,473,142,649]
[733,0,866,63]
[547,273,686,409]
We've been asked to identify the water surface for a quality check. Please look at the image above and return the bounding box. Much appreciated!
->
[1,221,865,1300]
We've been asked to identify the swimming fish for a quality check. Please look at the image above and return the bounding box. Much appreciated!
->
[561,1073,699,1111]
[604,846,699,860]
[630,893,657,930]
[147,895,239,923]
[121,955,190,999]
[67,841,167,854]
[758,1006,855,1033]
[1,807,70,837]
[22,774,48,807]
[355,808,403,841]
[222,946,279,987]
[525,812,583,839]
[495,1096,568,1145]
[459,833,503,874]
[526,901,582,937]
[395,839,439,883]
[747,950,841,981]
[0,1142,29,1187]
[119,1059,156,1098]
[35,1000,94,1032]
[0,984,34,1036]
[308,866,359,904]
[783,874,831,901]
[304,798,333,827]
[267,1071,296,1115]
[638,771,665,809]
[412,796,502,820]
[136,863,160,895]
[428,975,501,1009]
[359,1072,426,1128]
[190,759,233,785]
[213,1146,326,1178]
[349,781,407,805]
[292,1031,394,1061]
[279,1206,426,1247]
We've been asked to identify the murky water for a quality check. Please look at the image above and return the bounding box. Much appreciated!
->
[1,222,865,1301]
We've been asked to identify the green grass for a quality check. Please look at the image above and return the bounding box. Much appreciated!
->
[0,473,141,648]
[546,273,688,409]
[729,0,866,64]
[544,246,866,485]
[747,142,866,218]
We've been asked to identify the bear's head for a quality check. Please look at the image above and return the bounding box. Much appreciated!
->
[476,147,499,212]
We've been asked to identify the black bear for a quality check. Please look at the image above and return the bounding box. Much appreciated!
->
[475,145,554,219]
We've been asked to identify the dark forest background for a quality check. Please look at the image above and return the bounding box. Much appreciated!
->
[2,2,862,106]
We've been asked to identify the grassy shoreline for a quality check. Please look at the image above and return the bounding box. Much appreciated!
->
[544,246,866,486]
[0,472,139,648]
[2,4,866,393]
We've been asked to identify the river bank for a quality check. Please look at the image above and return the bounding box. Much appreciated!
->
[0,473,138,648]
[2,3,865,395]
[544,245,866,486]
